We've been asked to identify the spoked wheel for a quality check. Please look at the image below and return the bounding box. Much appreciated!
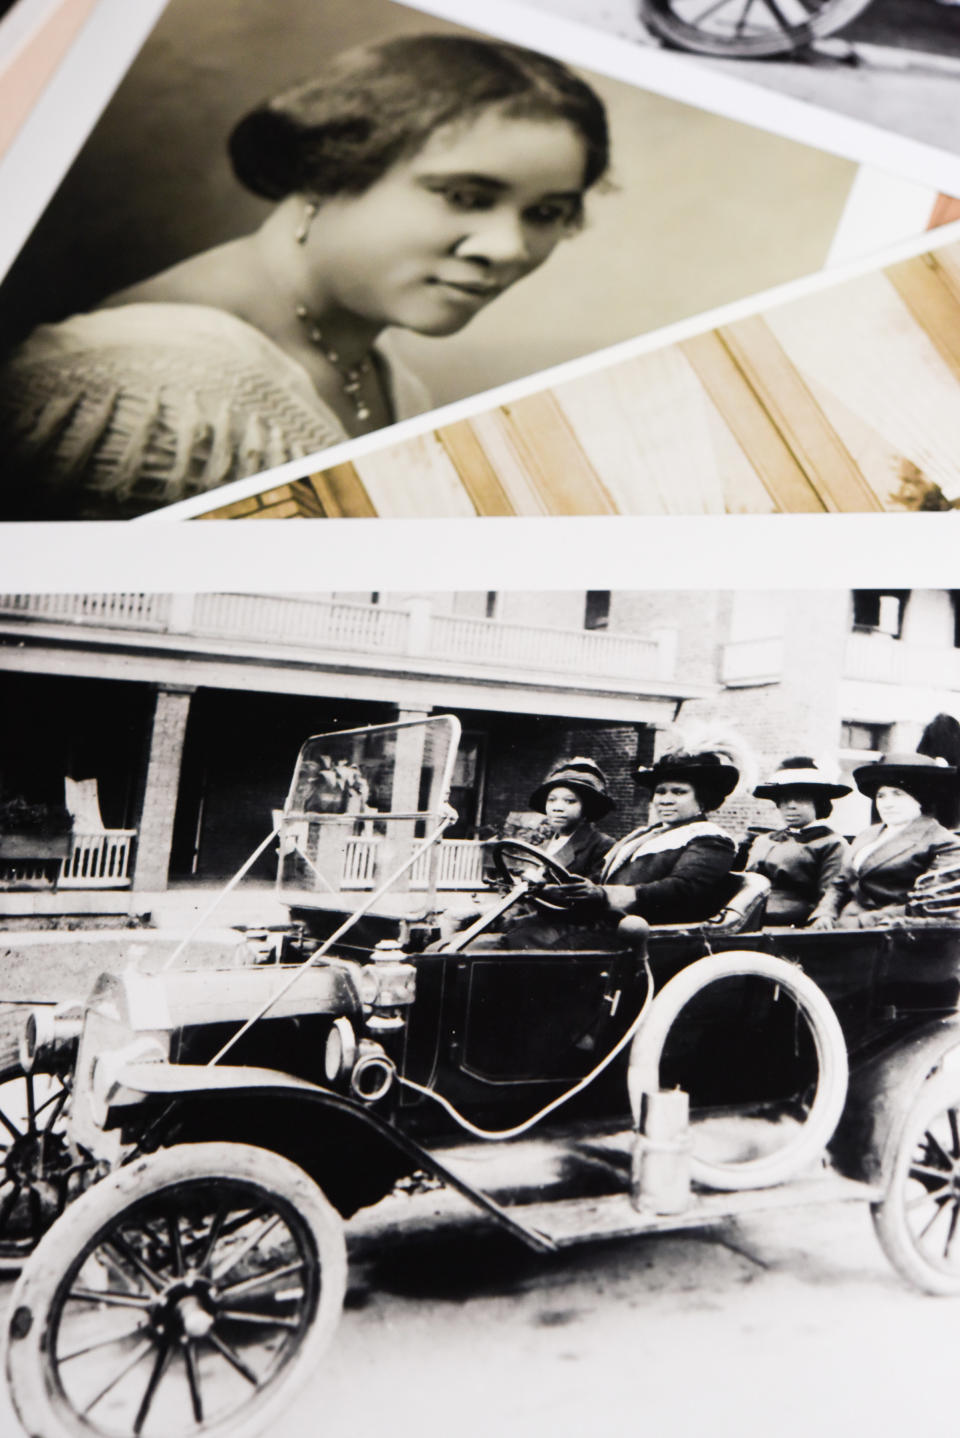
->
[6,1142,347,1438]
[0,1014,86,1262]
[639,0,873,58]
[873,1071,960,1295]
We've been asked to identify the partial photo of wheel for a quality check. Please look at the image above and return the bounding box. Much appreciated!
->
[0,1015,82,1264]
[5,1142,348,1438]
[873,1070,960,1296]
[638,0,873,57]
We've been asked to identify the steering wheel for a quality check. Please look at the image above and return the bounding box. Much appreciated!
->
[487,839,578,912]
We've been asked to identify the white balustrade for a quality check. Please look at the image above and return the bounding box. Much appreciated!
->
[341,836,381,888]
[0,594,170,628]
[190,593,411,653]
[59,831,136,888]
[340,838,485,890]
[0,593,673,682]
[844,632,960,690]
[428,611,663,680]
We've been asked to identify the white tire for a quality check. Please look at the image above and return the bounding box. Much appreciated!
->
[629,951,849,1191]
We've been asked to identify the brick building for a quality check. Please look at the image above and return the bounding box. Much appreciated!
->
[1,588,958,906]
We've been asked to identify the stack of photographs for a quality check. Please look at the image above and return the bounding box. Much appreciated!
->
[1,2,960,1436]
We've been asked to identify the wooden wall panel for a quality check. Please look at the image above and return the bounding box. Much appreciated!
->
[435,421,514,516]
[766,273,960,503]
[887,253,960,384]
[715,316,882,512]
[552,351,726,515]
[680,330,827,512]
[497,392,617,515]
[353,434,476,518]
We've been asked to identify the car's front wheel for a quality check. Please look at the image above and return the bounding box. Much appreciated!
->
[5,1141,347,1438]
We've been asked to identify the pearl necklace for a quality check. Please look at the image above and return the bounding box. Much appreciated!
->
[295,305,372,423]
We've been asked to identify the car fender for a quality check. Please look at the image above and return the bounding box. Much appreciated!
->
[830,1018,960,1184]
[107,1060,554,1247]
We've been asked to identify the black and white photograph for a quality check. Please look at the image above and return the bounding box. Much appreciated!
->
[2,583,960,1436]
[522,0,960,175]
[0,0,893,519]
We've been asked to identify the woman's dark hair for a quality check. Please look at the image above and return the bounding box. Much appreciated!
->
[877,778,937,816]
[229,35,609,206]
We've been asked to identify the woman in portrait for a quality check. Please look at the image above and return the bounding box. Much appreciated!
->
[809,753,960,929]
[0,35,609,517]
[744,756,851,926]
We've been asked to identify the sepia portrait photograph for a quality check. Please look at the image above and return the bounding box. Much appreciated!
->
[0,0,894,520]
[1,582,960,1436]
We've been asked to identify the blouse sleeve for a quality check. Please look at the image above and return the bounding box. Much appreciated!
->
[0,313,346,517]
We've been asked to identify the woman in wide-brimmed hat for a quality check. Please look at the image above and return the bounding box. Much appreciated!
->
[528,757,615,880]
[538,747,739,925]
[745,757,851,926]
[809,753,960,930]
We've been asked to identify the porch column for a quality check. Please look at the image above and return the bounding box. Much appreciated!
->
[377,708,431,885]
[132,685,194,892]
[392,708,431,811]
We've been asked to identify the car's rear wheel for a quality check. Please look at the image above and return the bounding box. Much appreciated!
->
[873,1070,960,1295]
[6,1141,347,1438]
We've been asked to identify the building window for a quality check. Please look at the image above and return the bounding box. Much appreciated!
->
[485,592,497,619]
[841,720,891,752]
[584,591,611,631]
[851,590,907,638]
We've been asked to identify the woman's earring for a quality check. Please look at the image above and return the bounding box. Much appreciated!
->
[295,200,318,246]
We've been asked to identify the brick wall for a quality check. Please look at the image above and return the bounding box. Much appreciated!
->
[477,713,654,839]
[132,687,193,891]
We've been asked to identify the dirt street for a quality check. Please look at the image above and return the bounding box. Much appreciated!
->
[0,1181,954,1438]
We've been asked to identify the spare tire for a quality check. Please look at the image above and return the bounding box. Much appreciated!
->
[628,951,848,1191]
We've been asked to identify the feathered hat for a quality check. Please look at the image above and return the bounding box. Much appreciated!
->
[635,724,753,812]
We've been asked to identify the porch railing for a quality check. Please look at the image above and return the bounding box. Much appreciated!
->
[0,593,674,684]
[341,837,486,890]
[59,831,136,888]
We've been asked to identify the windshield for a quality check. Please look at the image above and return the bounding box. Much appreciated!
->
[277,715,461,910]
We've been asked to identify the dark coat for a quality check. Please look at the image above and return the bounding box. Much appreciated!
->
[543,821,614,882]
[744,824,849,925]
[600,818,737,924]
[810,815,960,927]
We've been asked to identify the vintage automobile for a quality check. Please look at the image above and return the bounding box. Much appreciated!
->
[4,714,960,1438]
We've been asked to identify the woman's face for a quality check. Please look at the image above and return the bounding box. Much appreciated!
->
[777,791,818,829]
[875,785,923,827]
[304,104,588,335]
[652,781,701,824]
[544,785,584,833]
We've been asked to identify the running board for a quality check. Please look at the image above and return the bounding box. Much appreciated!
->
[501,1173,882,1249]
